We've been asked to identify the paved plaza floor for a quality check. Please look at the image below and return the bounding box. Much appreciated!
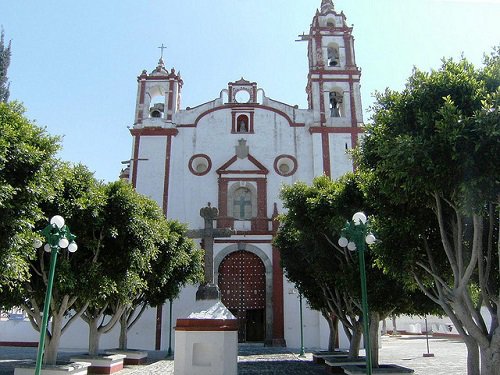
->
[0,335,467,374]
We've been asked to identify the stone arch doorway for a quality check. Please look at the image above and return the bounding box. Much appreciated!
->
[216,246,271,343]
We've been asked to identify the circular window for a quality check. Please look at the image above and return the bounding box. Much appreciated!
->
[274,155,297,177]
[188,154,212,176]
[234,89,251,103]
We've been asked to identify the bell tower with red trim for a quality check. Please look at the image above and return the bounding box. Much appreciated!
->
[299,0,364,178]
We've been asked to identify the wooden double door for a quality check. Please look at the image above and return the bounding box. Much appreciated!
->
[218,250,266,342]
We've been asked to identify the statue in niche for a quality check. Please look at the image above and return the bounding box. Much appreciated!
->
[237,116,249,133]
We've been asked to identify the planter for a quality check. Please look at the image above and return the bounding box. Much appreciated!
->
[14,361,91,375]
[69,354,126,374]
[342,364,414,374]
[104,349,148,365]
[324,357,366,374]
[312,350,349,364]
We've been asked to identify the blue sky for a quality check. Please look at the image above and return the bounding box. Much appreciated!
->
[3,0,499,182]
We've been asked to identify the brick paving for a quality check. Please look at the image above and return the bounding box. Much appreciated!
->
[0,335,467,374]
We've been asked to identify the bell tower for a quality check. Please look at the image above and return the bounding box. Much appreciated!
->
[299,0,364,178]
[134,57,183,126]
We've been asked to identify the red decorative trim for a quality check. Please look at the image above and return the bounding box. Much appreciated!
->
[322,132,331,177]
[309,127,364,134]
[216,154,269,175]
[309,75,361,82]
[131,136,140,188]
[233,112,254,134]
[274,155,298,177]
[188,154,212,176]
[255,179,268,231]
[175,318,238,331]
[167,80,174,121]
[163,136,173,215]
[190,104,305,128]
[88,363,124,374]
[137,80,146,124]
[218,178,229,218]
[349,79,357,127]
[319,79,326,125]
[130,128,179,136]
[124,357,146,365]
[214,239,272,244]
[0,341,37,347]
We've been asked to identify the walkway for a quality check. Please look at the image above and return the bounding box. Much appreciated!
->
[0,335,467,374]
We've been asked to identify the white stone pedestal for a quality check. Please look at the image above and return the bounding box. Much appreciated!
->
[174,300,238,375]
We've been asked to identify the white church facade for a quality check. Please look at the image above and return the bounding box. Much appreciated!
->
[0,0,364,351]
[122,0,364,350]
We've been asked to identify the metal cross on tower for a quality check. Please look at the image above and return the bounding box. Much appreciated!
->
[158,43,167,59]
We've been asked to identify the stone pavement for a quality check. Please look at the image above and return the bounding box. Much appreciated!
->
[0,335,467,374]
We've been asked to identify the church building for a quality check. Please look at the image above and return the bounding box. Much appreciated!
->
[124,0,363,349]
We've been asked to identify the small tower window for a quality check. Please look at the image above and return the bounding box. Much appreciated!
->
[329,91,344,117]
[233,187,252,220]
[327,45,340,67]
[326,18,335,27]
[236,115,249,133]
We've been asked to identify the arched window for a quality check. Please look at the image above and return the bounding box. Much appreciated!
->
[236,115,249,133]
[327,45,340,67]
[329,91,344,117]
[232,187,252,220]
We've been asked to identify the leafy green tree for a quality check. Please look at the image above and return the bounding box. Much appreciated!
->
[356,50,499,375]
[80,180,202,354]
[0,102,59,293]
[116,220,204,350]
[0,163,106,364]
[275,174,435,364]
[0,27,11,102]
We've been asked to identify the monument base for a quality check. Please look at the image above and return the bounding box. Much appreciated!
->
[174,300,238,375]
[195,283,221,300]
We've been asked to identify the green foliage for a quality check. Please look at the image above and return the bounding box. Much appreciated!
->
[275,174,436,326]
[0,27,11,103]
[356,49,499,368]
[0,102,59,293]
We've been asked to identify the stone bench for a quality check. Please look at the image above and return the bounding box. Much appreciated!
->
[312,350,349,364]
[324,357,366,374]
[342,364,414,374]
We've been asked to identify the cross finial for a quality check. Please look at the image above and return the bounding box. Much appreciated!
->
[158,43,167,59]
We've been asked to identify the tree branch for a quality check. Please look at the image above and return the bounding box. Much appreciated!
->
[434,193,459,286]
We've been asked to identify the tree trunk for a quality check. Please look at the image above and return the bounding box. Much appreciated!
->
[43,314,64,365]
[88,318,102,356]
[349,322,362,358]
[391,315,398,336]
[119,312,128,350]
[369,312,380,368]
[326,314,338,351]
[462,335,480,375]
[480,330,500,375]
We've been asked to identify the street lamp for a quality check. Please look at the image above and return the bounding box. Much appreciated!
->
[288,288,306,358]
[33,215,77,375]
[338,212,375,375]
[299,292,305,358]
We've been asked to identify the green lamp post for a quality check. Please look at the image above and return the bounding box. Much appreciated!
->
[299,292,306,358]
[33,215,77,375]
[338,212,376,375]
